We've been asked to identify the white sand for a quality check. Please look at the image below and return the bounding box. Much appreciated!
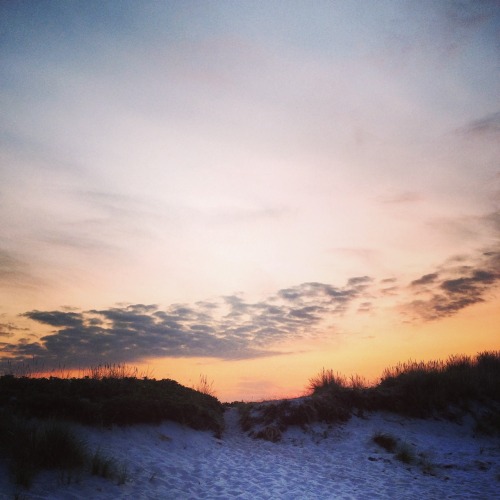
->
[1,409,499,499]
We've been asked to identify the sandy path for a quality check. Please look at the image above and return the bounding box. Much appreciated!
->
[0,410,498,499]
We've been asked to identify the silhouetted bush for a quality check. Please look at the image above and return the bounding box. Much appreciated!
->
[308,368,348,395]
[0,374,224,434]
[307,351,500,419]
[243,351,500,437]
[254,425,282,442]
[374,351,500,417]
[238,395,351,438]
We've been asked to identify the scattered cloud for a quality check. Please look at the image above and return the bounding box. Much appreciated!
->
[403,249,500,321]
[456,111,500,139]
[23,311,84,328]
[0,322,27,337]
[380,286,399,296]
[398,208,500,321]
[1,278,375,368]
[410,273,439,287]
[442,0,500,31]
[357,302,373,314]
[380,278,397,284]
[2,236,500,369]
[379,277,399,296]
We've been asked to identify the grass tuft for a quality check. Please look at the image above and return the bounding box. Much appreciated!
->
[0,412,132,490]
[254,425,282,443]
[372,432,423,469]
[307,351,500,421]
[83,363,151,381]
[90,448,128,484]
[395,442,415,464]
[308,368,347,395]
[194,374,216,397]
[36,420,87,470]
[90,449,116,479]
[372,432,397,453]
[0,414,87,488]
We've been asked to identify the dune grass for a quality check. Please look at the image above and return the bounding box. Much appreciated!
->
[2,353,499,446]
[372,432,419,468]
[308,369,367,394]
[0,414,87,488]
[372,432,397,453]
[308,351,500,418]
[239,351,500,437]
[373,351,500,418]
[0,412,132,490]
[90,448,128,485]
[0,364,224,434]
[0,363,224,489]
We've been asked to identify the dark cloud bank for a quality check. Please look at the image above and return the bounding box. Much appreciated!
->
[1,278,373,368]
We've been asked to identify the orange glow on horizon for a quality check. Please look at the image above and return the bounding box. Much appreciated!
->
[137,296,500,402]
[2,295,497,403]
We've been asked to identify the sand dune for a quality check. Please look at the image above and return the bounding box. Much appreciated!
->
[1,409,498,499]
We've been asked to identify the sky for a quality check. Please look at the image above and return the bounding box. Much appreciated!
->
[1,1,499,401]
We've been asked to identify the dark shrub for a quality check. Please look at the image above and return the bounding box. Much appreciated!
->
[0,374,224,434]
[0,414,86,488]
[35,420,87,469]
[395,442,415,464]
[373,432,397,453]
[255,425,282,442]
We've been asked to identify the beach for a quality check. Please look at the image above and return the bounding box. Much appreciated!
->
[2,407,498,499]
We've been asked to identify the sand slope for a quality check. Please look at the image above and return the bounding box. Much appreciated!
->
[1,409,499,499]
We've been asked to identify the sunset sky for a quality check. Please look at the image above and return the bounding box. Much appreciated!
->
[1,1,499,401]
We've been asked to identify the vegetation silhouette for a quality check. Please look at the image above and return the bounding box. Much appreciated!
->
[238,351,500,441]
[0,363,224,432]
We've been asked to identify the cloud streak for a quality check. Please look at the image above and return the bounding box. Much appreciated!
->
[456,111,500,140]
[0,248,40,290]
